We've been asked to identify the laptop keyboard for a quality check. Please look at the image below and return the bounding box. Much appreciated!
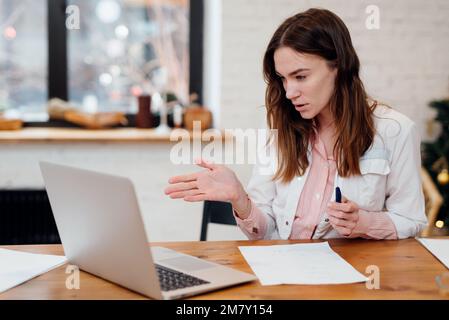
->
[155,264,210,292]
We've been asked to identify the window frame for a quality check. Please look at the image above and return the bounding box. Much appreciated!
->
[28,0,203,127]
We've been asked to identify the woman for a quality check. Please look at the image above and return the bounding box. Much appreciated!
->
[164,8,427,240]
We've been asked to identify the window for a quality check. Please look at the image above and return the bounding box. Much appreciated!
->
[0,0,47,121]
[68,0,189,113]
[0,0,202,124]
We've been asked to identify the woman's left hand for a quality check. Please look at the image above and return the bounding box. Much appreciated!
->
[327,196,360,237]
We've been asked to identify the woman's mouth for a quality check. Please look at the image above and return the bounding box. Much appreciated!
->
[294,103,309,111]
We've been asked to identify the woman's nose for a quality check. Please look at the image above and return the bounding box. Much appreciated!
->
[285,81,301,100]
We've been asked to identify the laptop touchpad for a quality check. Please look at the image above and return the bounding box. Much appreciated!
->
[161,256,217,272]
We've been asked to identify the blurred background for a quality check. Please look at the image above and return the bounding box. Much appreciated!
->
[0,0,449,244]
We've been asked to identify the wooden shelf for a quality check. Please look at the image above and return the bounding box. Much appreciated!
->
[0,128,232,143]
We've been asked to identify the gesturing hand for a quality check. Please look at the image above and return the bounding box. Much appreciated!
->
[327,196,360,237]
[164,159,245,203]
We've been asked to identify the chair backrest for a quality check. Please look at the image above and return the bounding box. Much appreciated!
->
[0,190,61,245]
[420,167,443,237]
[200,200,236,241]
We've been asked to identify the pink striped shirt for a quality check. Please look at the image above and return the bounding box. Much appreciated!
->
[234,129,398,240]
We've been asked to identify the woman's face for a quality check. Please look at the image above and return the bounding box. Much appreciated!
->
[274,47,337,121]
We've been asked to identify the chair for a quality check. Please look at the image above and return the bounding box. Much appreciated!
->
[200,200,236,241]
[420,167,443,237]
[0,190,61,245]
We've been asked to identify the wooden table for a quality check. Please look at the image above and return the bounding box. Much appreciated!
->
[1,238,448,300]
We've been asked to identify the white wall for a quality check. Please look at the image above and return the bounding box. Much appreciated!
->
[217,0,449,141]
[0,141,250,242]
[0,143,205,242]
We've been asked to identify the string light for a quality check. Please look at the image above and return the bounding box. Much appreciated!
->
[99,73,113,86]
[435,220,445,228]
[3,26,17,40]
[115,25,129,40]
[109,65,121,77]
[96,0,121,24]
[131,86,142,97]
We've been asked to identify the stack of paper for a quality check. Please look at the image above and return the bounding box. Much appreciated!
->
[239,242,367,285]
[0,248,67,294]
[417,238,449,269]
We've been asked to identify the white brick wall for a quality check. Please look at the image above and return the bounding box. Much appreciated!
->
[0,143,201,242]
[0,142,250,242]
[218,0,449,141]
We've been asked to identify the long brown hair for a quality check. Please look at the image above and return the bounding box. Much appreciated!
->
[263,8,376,183]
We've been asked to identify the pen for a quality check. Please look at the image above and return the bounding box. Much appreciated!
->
[335,186,342,203]
[312,186,342,238]
[324,187,341,223]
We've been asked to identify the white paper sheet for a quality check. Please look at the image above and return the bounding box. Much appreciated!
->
[417,238,449,269]
[238,242,367,285]
[0,248,67,294]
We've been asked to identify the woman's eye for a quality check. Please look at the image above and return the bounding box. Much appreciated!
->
[296,75,306,80]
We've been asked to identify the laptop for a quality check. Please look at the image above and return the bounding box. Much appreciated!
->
[39,161,256,300]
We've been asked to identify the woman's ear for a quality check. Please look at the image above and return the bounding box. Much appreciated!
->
[326,60,338,79]
[331,67,338,78]
[327,59,338,69]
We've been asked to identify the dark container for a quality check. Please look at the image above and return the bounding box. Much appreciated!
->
[136,94,153,128]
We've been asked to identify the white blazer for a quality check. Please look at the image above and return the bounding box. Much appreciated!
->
[246,105,428,240]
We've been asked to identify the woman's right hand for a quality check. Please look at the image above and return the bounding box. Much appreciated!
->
[164,159,251,218]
